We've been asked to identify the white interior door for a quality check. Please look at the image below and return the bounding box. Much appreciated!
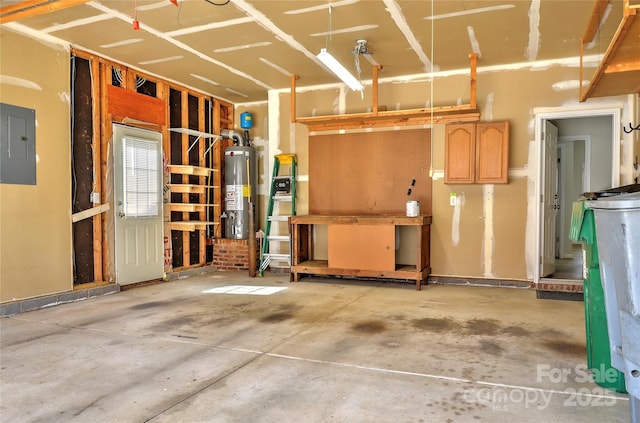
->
[113,124,163,285]
[557,143,569,259]
[541,120,558,277]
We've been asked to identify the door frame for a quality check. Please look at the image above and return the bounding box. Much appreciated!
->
[533,106,620,285]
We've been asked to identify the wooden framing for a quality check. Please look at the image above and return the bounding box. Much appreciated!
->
[198,96,207,265]
[180,92,190,269]
[70,48,232,282]
[291,53,480,131]
[91,58,102,282]
[0,0,88,22]
[580,0,640,101]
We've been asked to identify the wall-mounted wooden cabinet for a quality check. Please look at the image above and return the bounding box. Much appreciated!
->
[445,121,509,184]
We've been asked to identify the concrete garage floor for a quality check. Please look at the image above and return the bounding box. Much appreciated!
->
[0,271,631,423]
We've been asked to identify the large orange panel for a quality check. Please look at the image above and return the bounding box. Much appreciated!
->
[328,224,395,271]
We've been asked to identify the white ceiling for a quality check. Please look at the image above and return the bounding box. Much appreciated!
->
[1,0,624,103]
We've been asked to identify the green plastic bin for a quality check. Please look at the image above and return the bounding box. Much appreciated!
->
[569,201,626,393]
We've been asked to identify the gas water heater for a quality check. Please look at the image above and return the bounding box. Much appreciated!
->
[222,128,257,240]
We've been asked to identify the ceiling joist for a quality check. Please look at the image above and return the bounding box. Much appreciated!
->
[0,0,89,23]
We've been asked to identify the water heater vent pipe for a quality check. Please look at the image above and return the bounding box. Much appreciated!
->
[221,129,247,146]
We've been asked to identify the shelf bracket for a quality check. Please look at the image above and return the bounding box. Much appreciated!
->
[203,136,221,157]
[169,127,220,156]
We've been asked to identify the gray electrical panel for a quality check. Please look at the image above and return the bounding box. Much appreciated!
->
[0,103,36,185]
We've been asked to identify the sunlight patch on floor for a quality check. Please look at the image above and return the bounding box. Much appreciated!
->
[203,285,288,295]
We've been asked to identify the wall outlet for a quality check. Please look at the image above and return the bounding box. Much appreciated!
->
[450,193,457,206]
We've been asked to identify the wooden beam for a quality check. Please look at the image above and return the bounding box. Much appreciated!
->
[291,53,480,131]
[91,57,103,283]
[290,75,299,123]
[469,53,477,109]
[100,63,111,281]
[157,79,171,274]
[580,39,585,101]
[198,95,206,266]
[181,91,190,268]
[304,109,480,132]
[0,0,88,22]
[582,0,611,43]
[372,65,381,115]
[72,203,110,223]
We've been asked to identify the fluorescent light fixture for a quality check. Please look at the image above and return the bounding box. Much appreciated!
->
[317,48,363,91]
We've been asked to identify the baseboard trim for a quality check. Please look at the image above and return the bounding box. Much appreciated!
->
[1,284,120,316]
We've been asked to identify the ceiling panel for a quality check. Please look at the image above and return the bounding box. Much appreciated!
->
[1,0,629,102]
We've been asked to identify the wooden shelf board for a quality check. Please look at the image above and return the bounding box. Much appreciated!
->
[169,128,219,138]
[292,54,480,132]
[581,3,640,100]
[290,214,432,226]
[298,107,480,132]
[169,203,220,212]
[171,221,219,232]
[168,184,207,194]
[291,260,428,281]
[168,164,216,176]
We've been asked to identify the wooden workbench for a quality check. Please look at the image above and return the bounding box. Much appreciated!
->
[289,215,431,290]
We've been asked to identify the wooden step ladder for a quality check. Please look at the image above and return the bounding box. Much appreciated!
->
[259,154,297,275]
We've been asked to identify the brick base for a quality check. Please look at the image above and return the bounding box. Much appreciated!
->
[212,238,258,271]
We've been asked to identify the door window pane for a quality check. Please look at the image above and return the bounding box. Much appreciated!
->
[123,136,160,217]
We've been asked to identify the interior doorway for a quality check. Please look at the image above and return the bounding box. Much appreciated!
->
[535,108,620,284]
[554,136,590,280]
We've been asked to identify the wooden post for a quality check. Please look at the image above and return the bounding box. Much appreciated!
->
[100,62,111,281]
[579,40,584,102]
[198,96,206,266]
[290,75,299,123]
[469,53,477,110]
[181,92,190,268]
[91,58,103,282]
[372,65,382,115]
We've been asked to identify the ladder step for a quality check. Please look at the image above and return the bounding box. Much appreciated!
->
[267,235,290,242]
[267,216,290,222]
[273,195,292,201]
[263,253,290,260]
[259,253,291,271]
